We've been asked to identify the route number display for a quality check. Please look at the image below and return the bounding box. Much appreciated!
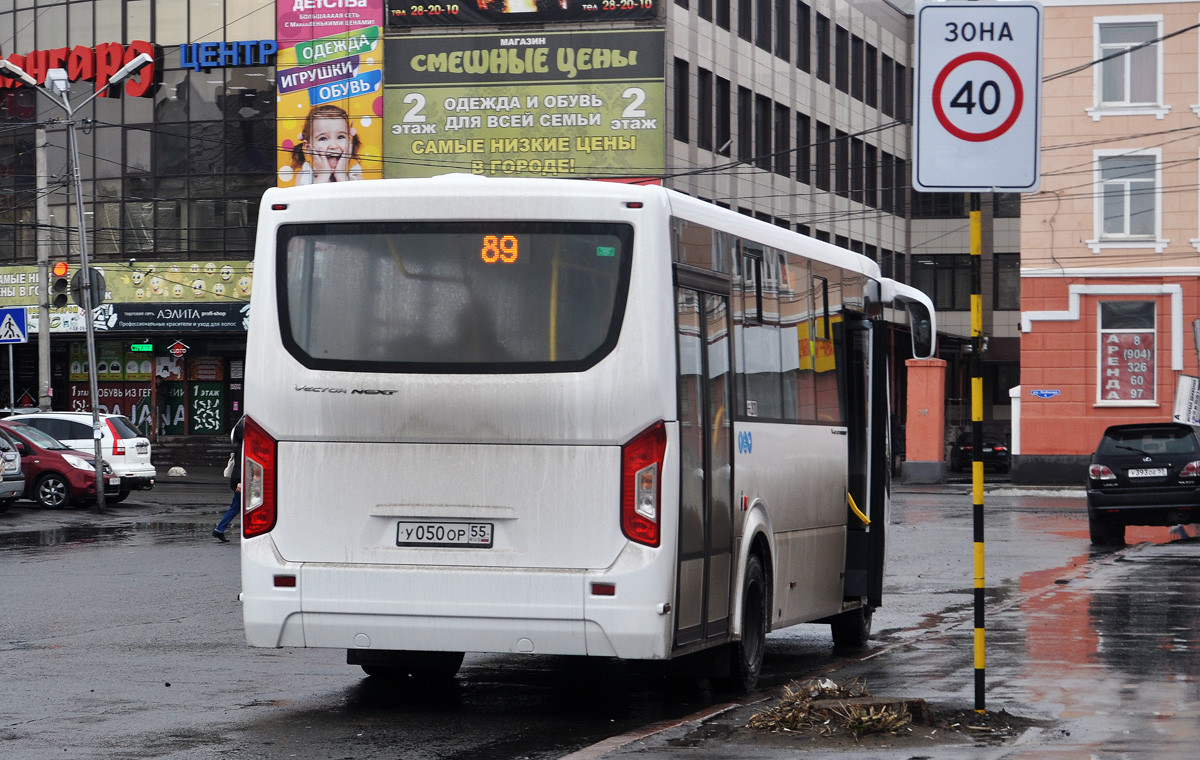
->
[914,1,1043,192]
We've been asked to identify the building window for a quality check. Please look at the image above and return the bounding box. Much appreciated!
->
[716,76,731,155]
[994,253,1020,310]
[864,144,878,208]
[699,0,712,21]
[738,87,753,163]
[674,59,689,144]
[851,35,864,101]
[717,0,730,30]
[864,43,877,108]
[796,2,811,74]
[698,68,713,151]
[881,55,894,117]
[739,0,752,42]
[773,103,789,176]
[994,193,1021,218]
[911,192,965,219]
[911,254,972,311]
[881,150,894,214]
[815,14,830,83]
[1091,17,1165,119]
[796,113,811,185]
[835,26,849,94]
[894,63,907,121]
[756,0,771,51]
[1098,301,1156,404]
[755,94,771,170]
[815,122,830,190]
[850,137,863,203]
[775,0,790,62]
[834,130,848,196]
[1091,150,1163,251]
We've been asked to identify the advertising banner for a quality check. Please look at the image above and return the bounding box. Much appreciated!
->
[1100,331,1155,402]
[276,0,385,186]
[386,0,658,27]
[0,260,253,333]
[383,29,665,179]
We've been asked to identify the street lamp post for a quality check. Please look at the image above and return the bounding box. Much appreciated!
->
[0,54,153,513]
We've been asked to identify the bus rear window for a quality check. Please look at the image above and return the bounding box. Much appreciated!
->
[278,221,633,372]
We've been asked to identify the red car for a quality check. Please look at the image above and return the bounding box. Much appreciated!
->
[0,420,121,508]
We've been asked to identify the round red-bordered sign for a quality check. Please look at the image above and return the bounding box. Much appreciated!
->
[931,52,1024,143]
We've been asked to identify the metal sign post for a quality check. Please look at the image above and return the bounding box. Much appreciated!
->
[914,0,1044,714]
[0,306,29,411]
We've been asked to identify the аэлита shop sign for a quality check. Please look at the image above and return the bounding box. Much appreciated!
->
[0,261,252,333]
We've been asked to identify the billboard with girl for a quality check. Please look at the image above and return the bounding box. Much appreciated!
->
[276,1,385,186]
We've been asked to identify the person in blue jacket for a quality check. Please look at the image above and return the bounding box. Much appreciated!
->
[213,416,245,543]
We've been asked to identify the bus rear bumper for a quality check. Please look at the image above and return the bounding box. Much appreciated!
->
[241,536,674,661]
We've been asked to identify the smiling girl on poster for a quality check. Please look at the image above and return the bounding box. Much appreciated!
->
[290,104,364,184]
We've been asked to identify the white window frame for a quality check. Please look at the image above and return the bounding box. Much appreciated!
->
[1087,14,1168,121]
[1087,147,1167,253]
[1096,300,1157,407]
[1194,13,1200,119]
[1193,148,1200,252]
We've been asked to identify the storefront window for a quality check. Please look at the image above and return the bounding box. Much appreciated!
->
[1098,301,1155,404]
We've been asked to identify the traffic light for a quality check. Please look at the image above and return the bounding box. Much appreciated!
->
[50,261,70,308]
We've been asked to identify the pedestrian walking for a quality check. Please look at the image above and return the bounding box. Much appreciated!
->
[213,416,245,543]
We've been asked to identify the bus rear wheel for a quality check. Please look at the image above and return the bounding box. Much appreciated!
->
[830,605,873,650]
[354,650,464,680]
[716,554,767,692]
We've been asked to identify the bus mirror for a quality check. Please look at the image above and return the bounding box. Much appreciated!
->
[908,302,935,358]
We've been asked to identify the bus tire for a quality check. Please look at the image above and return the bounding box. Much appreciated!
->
[716,554,767,692]
[408,651,465,680]
[353,650,464,680]
[830,606,873,650]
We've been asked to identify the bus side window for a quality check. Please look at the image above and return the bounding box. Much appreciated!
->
[811,266,843,425]
[781,255,813,423]
[736,245,783,420]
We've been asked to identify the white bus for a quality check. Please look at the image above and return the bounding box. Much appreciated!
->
[239,175,936,689]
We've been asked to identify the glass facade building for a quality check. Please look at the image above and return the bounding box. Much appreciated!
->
[0,1,277,435]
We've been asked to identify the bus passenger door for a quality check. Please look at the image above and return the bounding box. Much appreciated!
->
[674,279,734,648]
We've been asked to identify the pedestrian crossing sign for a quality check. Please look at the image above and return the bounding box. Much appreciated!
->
[0,307,28,344]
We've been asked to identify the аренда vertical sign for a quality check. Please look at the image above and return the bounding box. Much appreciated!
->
[913,0,1043,192]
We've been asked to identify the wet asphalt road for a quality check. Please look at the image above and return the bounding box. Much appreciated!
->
[1,474,1198,758]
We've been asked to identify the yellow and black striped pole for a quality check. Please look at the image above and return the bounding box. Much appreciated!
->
[970,192,986,712]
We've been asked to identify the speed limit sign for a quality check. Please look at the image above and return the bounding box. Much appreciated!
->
[913,0,1043,192]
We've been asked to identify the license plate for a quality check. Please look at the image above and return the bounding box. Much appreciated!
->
[397,521,493,548]
[1128,468,1167,478]
[136,443,149,454]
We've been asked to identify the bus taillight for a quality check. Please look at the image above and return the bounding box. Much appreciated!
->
[621,421,666,547]
[243,416,277,538]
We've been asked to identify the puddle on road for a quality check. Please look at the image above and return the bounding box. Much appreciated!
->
[0,522,214,552]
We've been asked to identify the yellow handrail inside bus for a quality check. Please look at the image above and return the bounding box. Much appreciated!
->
[848,493,870,526]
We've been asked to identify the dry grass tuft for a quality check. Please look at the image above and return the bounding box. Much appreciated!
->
[747,678,913,739]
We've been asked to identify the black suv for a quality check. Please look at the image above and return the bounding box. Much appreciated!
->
[1086,422,1200,545]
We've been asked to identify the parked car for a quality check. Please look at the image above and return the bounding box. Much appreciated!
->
[0,432,24,511]
[0,421,120,509]
[1086,422,1200,545]
[949,431,1010,473]
[5,411,155,501]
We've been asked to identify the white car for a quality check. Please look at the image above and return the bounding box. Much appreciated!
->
[5,411,155,501]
